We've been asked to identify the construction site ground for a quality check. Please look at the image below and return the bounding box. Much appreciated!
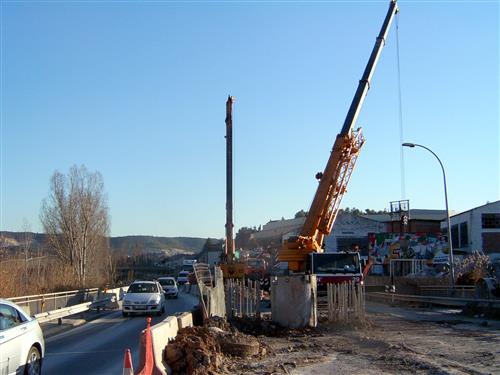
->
[172,301,500,375]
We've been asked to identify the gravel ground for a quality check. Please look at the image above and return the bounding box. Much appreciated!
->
[222,302,500,375]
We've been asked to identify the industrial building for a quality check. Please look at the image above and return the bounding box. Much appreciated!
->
[444,200,500,255]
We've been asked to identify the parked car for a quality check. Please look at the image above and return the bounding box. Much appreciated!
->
[157,277,178,299]
[0,299,45,375]
[177,271,190,285]
[122,280,166,317]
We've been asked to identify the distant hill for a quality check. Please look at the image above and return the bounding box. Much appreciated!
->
[0,231,46,249]
[0,232,208,257]
[110,236,207,255]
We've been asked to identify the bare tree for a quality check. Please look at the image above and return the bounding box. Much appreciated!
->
[21,219,32,294]
[40,165,110,286]
[105,249,117,286]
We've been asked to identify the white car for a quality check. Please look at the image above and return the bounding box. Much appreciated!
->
[176,271,190,285]
[0,299,45,375]
[122,281,166,317]
[157,277,179,299]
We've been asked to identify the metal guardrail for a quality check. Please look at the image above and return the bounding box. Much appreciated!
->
[367,292,500,309]
[7,289,100,316]
[33,296,115,323]
[419,285,476,299]
[6,286,128,320]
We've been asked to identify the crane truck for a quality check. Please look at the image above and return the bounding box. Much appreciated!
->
[277,0,399,288]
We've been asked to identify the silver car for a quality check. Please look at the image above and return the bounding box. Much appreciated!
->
[157,277,179,299]
[0,299,45,375]
[122,281,166,317]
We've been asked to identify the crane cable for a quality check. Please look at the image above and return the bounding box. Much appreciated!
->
[395,12,406,201]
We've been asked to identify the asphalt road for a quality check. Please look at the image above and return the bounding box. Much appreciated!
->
[42,291,199,375]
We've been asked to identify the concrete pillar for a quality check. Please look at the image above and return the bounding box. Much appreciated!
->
[208,267,226,318]
[271,274,317,328]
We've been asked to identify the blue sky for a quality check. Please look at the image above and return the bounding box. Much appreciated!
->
[1,0,498,238]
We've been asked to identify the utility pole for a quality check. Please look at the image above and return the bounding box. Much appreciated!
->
[225,95,235,263]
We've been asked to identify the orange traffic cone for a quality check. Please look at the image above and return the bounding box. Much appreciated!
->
[123,348,134,375]
[136,317,154,375]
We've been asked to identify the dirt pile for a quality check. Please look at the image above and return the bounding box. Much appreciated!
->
[165,326,221,375]
[230,316,321,338]
[164,322,264,375]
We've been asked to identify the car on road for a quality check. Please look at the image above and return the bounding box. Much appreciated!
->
[0,299,45,375]
[122,281,166,317]
[157,277,179,299]
[176,271,190,285]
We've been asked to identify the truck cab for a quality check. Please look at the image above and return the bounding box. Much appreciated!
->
[308,252,363,290]
[181,259,197,272]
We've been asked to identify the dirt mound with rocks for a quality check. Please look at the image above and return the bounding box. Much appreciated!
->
[164,321,264,375]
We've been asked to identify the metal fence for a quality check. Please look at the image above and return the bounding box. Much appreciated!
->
[225,278,260,318]
[366,292,500,309]
[193,263,213,319]
[325,281,365,324]
[389,259,428,278]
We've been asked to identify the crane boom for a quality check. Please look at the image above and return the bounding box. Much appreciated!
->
[221,96,246,279]
[340,0,399,137]
[278,0,399,272]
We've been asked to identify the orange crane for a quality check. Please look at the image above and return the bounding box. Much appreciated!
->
[278,0,399,273]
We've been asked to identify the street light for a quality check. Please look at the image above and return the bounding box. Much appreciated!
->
[402,142,455,287]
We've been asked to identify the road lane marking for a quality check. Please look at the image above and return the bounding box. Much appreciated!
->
[45,310,125,343]
[45,349,124,355]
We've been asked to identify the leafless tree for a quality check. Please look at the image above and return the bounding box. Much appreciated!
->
[40,165,110,287]
[105,249,117,286]
[21,219,32,293]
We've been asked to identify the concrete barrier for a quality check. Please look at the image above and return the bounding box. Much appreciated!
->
[176,312,193,329]
[150,316,179,375]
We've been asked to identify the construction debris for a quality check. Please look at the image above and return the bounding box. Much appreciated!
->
[164,319,266,375]
[456,251,491,285]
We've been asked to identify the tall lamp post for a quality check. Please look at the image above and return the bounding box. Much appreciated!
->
[402,143,455,287]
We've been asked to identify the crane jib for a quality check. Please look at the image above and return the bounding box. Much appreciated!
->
[340,0,398,137]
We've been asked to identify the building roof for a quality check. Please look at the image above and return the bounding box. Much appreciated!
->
[363,209,449,222]
[262,217,306,230]
[450,200,500,218]
[252,217,306,241]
